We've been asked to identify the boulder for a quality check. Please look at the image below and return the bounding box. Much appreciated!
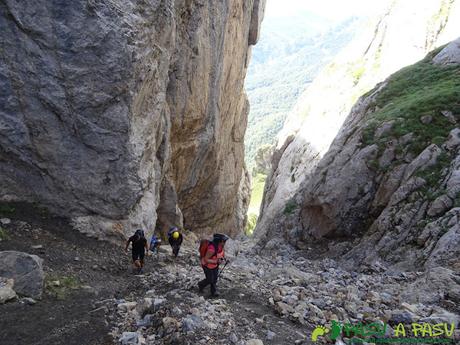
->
[135,297,152,317]
[390,310,416,324]
[276,302,294,315]
[0,218,11,225]
[266,331,276,341]
[445,128,460,151]
[420,309,460,327]
[119,332,140,345]
[427,195,453,217]
[246,340,264,345]
[0,277,17,304]
[0,251,44,299]
[117,301,137,313]
[162,317,180,331]
[182,315,205,332]
[433,37,460,65]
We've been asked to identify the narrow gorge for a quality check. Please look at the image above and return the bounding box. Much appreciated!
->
[0,1,459,345]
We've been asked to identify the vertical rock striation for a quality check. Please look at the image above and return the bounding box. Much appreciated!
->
[0,0,265,239]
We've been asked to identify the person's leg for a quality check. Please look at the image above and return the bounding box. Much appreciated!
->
[173,244,179,257]
[210,268,219,296]
[140,252,145,266]
[132,252,144,273]
[132,253,140,270]
[198,267,211,292]
[139,252,145,273]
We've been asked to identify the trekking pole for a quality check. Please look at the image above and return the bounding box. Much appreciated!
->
[217,260,228,279]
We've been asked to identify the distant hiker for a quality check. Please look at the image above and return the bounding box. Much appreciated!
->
[149,233,162,255]
[125,229,148,274]
[167,227,183,257]
[198,233,229,297]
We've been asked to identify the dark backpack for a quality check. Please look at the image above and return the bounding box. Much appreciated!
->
[134,229,144,238]
[150,235,160,251]
[133,229,145,244]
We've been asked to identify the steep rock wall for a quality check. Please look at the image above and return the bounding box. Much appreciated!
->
[0,0,265,239]
[259,38,460,271]
[299,39,460,270]
[256,0,460,245]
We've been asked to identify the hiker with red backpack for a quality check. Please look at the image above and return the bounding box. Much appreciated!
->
[198,233,229,297]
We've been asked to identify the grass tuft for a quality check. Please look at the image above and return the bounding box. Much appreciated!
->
[283,200,298,215]
[0,204,16,217]
[45,274,81,300]
[0,227,9,241]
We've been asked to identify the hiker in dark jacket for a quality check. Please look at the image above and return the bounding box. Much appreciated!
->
[125,229,148,274]
[167,227,183,257]
[198,233,228,297]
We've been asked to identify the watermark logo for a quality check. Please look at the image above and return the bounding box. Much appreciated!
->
[310,320,457,344]
[312,322,343,342]
[311,325,329,342]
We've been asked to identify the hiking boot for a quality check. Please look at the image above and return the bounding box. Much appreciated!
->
[198,283,204,293]
[211,292,220,298]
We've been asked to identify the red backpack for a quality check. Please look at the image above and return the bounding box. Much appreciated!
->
[199,240,216,262]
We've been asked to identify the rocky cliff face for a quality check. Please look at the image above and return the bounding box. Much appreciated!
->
[256,0,460,245]
[0,0,265,239]
[258,37,460,271]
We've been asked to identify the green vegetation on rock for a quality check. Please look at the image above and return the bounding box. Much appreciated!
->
[45,274,81,300]
[362,50,460,156]
[245,16,364,170]
[362,47,459,198]
[0,227,9,241]
[283,200,298,215]
[248,174,267,216]
[245,213,258,236]
[0,204,15,217]
[245,173,267,236]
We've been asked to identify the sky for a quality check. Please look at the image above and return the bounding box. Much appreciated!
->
[264,0,389,21]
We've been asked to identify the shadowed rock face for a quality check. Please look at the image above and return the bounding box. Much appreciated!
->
[0,0,265,239]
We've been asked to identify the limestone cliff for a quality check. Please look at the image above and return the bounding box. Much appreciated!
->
[0,0,265,239]
[259,37,460,271]
[256,0,460,245]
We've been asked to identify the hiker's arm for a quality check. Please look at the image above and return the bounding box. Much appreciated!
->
[145,240,149,252]
[218,255,228,264]
[124,240,130,252]
[205,250,217,264]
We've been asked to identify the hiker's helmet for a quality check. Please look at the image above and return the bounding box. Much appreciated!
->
[172,231,180,240]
